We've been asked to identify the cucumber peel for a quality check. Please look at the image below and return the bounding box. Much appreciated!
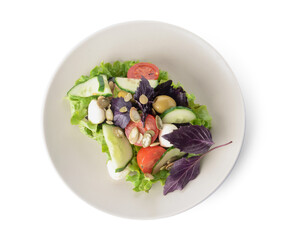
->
[114,77,158,93]
[97,75,105,92]
[160,106,196,124]
[67,75,112,97]
[152,147,186,174]
[102,124,133,172]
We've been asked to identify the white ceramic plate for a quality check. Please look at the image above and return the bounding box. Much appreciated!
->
[43,21,245,219]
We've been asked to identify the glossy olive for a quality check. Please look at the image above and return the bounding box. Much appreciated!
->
[152,95,176,114]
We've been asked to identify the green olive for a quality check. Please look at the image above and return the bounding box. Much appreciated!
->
[152,95,176,114]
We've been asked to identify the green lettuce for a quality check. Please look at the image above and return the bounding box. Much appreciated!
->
[68,96,93,125]
[89,60,139,79]
[158,69,169,81]
[78,119,111,160]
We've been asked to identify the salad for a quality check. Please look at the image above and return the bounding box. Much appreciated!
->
[66,61,231,195]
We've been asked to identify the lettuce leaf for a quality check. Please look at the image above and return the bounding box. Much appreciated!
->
[190,104,212,128]
[90,60,139,78]
[158,70,169,81]
[68,96,94,125]
[78,119,111,160]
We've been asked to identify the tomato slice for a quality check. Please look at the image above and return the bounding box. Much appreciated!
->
[125,114,159,146]
[137,146,166,173]
[127,62,159,80]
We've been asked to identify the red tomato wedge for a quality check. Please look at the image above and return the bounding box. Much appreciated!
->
[137,146,166,173]
[127,62,159,80]
[125,114,159,146]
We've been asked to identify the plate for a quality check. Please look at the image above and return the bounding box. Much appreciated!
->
[43,21,245,219]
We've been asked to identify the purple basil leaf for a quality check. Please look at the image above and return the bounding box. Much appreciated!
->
[134,76,155,124]
[154,80,188,106]
[174,86,189,106]
[110,97,132,129]
[163,141,233,195]
[163,156,200,195]
[134,76,155,101]
[163,125,214,154]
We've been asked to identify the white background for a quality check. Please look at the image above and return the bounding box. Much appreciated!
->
[1,0,283,239]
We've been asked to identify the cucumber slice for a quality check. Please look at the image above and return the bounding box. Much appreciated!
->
[103,124,133,172]
[67,75,112,97]
[97,75,105,92]
[152,147,186,174]
[160,106,196,124]
[114,77,158,93]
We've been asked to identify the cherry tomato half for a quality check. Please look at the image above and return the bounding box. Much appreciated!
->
[127,62,159,80]
[125,114,159,146]
[137,146,166,173]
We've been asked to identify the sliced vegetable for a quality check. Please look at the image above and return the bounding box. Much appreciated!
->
[160,106,196,124]
[152,147,186,174]
[137,146,166,173]
[125,114,159,146]
[127,62,159,80]
[103,124,133,172]
[97,75,105,92]
[115,77,158,93]
[68,75,112,97]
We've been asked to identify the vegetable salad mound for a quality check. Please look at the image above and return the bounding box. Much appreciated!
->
[66,61,231,195]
